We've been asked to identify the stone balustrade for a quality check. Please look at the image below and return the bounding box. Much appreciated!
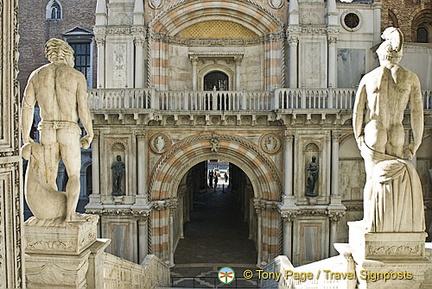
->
[101,253,170,289]
[87,88,432,111]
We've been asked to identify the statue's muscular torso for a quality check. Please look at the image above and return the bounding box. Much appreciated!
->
[361,65,417,158]
[28,63,86,123]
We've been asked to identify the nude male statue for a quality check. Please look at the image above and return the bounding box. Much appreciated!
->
[353,27,425,232]
[22,38,93,222]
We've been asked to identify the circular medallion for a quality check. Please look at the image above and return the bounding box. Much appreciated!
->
[261,133,282,154]
[150,133,170,154]
[341,11,362,32]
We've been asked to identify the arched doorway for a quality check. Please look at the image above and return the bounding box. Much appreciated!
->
[204,71,229,91]
[149,133,282,266]
[173,160,258,265]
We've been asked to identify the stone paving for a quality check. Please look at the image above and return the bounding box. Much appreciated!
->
[171,182,259,288]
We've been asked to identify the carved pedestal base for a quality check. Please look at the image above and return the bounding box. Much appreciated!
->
[345,221,432,289]
[24,214,99,289]
[348,221,427,260]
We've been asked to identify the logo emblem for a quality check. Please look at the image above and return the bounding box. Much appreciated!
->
[218,267,235,284]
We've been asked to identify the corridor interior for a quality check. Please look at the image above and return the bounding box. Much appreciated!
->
[171,161,259,287]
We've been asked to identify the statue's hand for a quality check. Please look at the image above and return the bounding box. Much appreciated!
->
[403,143,415,160]
[80,135,93,149]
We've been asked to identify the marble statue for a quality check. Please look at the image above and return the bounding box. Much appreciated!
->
[353,27,425,233]
[21,38,93,222]
[111,155,125,196]
[306,156,319,197]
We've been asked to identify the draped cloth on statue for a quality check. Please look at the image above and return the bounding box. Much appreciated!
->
[360,140,425,233]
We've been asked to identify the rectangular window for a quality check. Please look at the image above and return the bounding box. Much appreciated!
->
[69,41,92,87]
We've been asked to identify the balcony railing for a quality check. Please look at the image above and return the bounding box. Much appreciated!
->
[88,88,432,111]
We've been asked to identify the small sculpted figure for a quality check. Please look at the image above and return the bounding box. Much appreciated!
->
[305,156,319,197]
[111,155,126,196]
[353,27,425,232]
[21,38,93,222]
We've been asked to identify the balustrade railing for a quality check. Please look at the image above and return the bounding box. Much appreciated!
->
[87,88,432,111]
[101,253,169,289]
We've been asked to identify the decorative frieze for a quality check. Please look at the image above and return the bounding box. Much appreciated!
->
[86,209,151,219]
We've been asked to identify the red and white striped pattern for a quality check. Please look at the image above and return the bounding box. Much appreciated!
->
[148,0,285,90]
[149,133,283,262]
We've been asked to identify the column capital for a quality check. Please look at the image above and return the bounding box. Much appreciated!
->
[327,210,345,222]
[280,210,298,222]
[331,130,343,140]
[135,131,147,139]
[189,55,199,64]
[284,130,294,139]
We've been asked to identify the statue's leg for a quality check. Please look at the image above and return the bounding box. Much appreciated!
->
[58,129,81,221]
[39,128,60,190]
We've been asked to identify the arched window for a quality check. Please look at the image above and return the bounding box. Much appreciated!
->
[417,27,429,43]
[412,9,432,43]
[204,71,229,91]
[46,0,62,20]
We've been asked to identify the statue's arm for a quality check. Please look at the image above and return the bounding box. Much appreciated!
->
[21,79,36,144]
[353,81,367,146]
[409,75,424,154]
[77,75,94,149]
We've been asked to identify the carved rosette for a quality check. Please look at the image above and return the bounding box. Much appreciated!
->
[260,133,282,154]
[149,133,170,154]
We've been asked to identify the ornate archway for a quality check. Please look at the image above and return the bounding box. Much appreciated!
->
[148,0,285,90]
[148,133,283,266]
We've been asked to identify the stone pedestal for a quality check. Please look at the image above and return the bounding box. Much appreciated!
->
[25,214,99,289]
[346,221,432,289]
[349,221,427,261]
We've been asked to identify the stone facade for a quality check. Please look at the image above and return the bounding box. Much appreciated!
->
[18,0,97,91]
[0,0,25,287]
[381,0,432,42]
[17,0,432,270]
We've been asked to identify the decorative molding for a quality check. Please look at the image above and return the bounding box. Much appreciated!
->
[367,245,422,256]
[106,27,132,36]
[280,211,298,222]
[152,199,178,211]
[26,240,76,251]
[86,209,151,219]
[327,211,346,222]
[254,198,280,214]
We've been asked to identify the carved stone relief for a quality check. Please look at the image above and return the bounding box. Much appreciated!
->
[260,133,282,154]
[268,0,283,9]
[149,133,170,154]
[113,44,127,87]
[149,0,165,10]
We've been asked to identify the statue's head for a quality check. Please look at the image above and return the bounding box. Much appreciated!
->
[116,155,122,161]
[312,156,317,162]
[44,38,75,67]
[376,27,404,65]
